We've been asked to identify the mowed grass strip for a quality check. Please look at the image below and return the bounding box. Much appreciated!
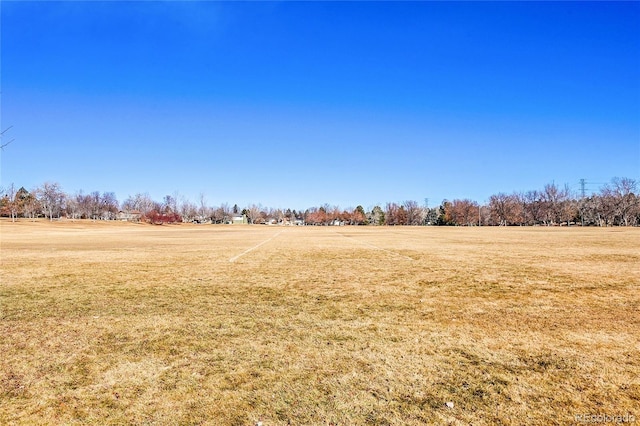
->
[1,220,638,425]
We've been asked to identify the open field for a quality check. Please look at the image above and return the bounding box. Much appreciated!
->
[1,220,638,425]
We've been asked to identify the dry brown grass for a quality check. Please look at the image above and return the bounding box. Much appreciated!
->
[1,220,638,425]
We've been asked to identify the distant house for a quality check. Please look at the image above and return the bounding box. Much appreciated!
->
[117,210,142,222]
[230,214,248,224]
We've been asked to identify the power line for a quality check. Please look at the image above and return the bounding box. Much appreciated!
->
[1,126,15,150]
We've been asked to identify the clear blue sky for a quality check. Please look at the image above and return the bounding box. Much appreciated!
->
[1,1,639,210]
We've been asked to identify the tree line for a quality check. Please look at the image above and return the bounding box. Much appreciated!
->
[1,177,638,226]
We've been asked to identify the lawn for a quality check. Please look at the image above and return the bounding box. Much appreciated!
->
[1,220,638,425]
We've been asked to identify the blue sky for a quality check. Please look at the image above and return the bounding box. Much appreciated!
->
[1,1,639,210]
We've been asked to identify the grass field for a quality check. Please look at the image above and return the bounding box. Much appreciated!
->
[1,220,638,425]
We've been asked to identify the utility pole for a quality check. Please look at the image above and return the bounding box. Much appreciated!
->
[579,178,585,226]
[423,198,430,226]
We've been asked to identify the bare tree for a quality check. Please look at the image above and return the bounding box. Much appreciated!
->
[4,183,18,222]
[163,195,177,214]
[403,200,422,225]
[595,192,615,226]
[542,183,570,225]
[602,177,639,226]
[449,199,479,226]
[67,192,81,221]
[304,206,324,225]
[578,195,598,226]
[37,182,64,221]
[174,194,196,223]
[479,204,491,226]
[122,193,155,217]
[101,192,119,220]
[198,193,208,222]
[489,193,510,226]
[246,204,263,224]
[488,193,523,226]
[179,197,198,223]
[220,203,232,223]
[75,191,88,218]
[89,191,102,220]
[559,196,578,226]
[22,189,40,220]
[384,202,400,225]
[513,192,529,225]
[328,205,341,225]
[523,190,543,225]
[211,206,225,224]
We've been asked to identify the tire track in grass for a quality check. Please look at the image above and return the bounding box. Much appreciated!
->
[228,230,284,262]
[333,230,414,261]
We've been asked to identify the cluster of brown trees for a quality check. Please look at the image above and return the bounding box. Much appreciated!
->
[1,183,121,222]
[1,177,638,226]
[440,178,639,227]
[304,205,367,225]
